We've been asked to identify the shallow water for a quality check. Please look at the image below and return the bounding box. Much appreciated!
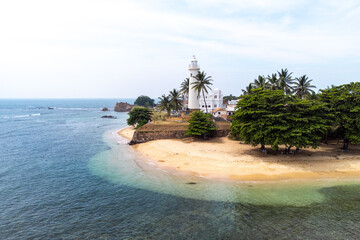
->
[1,99,360,239]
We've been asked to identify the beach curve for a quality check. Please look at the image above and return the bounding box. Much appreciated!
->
[117,127,360,181]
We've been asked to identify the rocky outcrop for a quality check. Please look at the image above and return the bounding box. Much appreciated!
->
[114,102,134,112]
[102,107,110,111]
[101,115,117,119]
[129,128,230,145]
[130,130,187,144]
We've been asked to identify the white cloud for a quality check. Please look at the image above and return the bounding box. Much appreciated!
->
[0,0,360,97]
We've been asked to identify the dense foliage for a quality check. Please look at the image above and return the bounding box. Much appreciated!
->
[242,69,316,99]
[223,94,238,102]
[180,78,189,99]
[186,111,216,139]
[169,89,183,112]
[231,89,332,152]
[134,95,155,107]
[320,82,360,150]
[158,94,172,116]
[127,107,153,129]
[192,71,213,113]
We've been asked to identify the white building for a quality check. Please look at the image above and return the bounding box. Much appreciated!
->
[186,56,227,114]
[225,99,239,117]
[211,107,227,118]
[188,56,200,111]
[199,88,225,113]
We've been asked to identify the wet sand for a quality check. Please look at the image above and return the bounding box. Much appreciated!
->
[118,127,360,181]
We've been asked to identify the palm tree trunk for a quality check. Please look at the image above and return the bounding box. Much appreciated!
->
[202,90,208,113]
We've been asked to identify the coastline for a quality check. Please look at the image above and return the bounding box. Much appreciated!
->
[117,127,360,181]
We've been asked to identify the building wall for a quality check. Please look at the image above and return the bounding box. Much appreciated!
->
[199,89,224,113]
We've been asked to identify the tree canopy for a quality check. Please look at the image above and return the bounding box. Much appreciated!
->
[134,95,155,107]
[180,78,189,99]
[127,107,153,129]
[319,82,360,150]
[292,75,316,99]
[223,94,238,102]
[192,71,213,113]
[231,89,332,152]
[169,89,183,112]
[158,94,172,116]
[186,111,216,139]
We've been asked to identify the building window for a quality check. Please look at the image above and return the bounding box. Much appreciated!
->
[214,104,217,108]
[208,105,211,108]
[202,105,204,107]
[218,112,220,114]
[214,95,217,99]
[190,73,192,77]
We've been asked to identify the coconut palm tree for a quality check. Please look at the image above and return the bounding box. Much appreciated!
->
[180,78,189,99]
[158,94,172,117]
[292,75,316,99]
[253,75,269,89]
[241,83,254,95]
[192,71,213,113]
[169,89,183,113]
[277,68,294,94]
[267,73,281,90]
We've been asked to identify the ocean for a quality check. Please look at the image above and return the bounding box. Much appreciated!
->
[1,99,360,239]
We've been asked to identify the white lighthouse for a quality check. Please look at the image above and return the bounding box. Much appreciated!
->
[188,56,200,111]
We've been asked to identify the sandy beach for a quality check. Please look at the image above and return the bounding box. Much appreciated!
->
[118,127,360,181]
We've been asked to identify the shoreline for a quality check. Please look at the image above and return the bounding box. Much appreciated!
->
[117,127,360,181]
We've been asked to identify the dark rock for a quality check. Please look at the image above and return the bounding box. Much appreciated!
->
[114,102,134,112]
[102,107,110,111]
[48,107,54,110]
[101,115,117,119]
[186,182,197,185]
[129,128,230,144]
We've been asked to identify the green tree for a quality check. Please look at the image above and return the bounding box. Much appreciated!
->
[192,71,213,113]
[320,82,360,150]
[307,91,319,100]
[267,73,281,90]
[292,75,316,99]
[232,89,287,150]
[180,78,189,99]
[134,95,155,107]
[279,98,332,152]
[278,68,294,95]
[253,75,269,89]
[186,111,216,139]
[169,89,183,113]
[231,89,332,152]
[127,107,153,129]
[223,94,238,102]
[158,94,172,117]
[241,83,254,95]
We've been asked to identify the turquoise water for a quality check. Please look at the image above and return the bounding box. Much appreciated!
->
[1,99,360,239]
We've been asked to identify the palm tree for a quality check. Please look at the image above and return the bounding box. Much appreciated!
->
[241,83,254,95]
[169,89,183,113]
[253,75,269,89]
[267,73,281,90]
[307,91,318,100]
[192,71,213,113]
[158,94,172,117]
[292,75,316,99]
[277,68,294,94]
[180,78,189,99]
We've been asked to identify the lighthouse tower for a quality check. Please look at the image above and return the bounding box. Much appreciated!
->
[188,56,200,111]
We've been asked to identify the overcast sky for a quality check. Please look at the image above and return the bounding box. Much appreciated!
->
[1,0,360,98]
